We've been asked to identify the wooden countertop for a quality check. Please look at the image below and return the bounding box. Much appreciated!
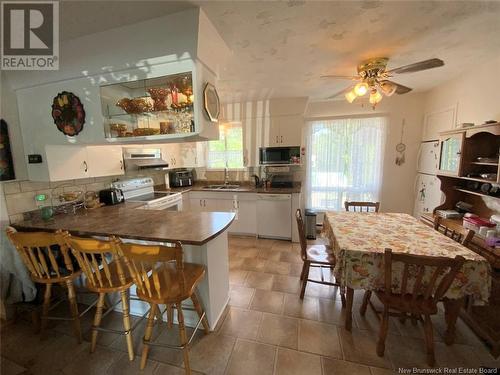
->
[12,203,235,246]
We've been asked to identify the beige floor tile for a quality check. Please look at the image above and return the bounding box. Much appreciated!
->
[318,298,349,326]
[153,362,203,374]
[283,293,319,321]
[188,333,236,375]
[219,307,263,340]
[279,251,303,264]
[289,263,305,277]
[229,257,245,270]
[303,281,338,299]
[240,258,267,272]
[471,345,500,368]
[255,238,277,249]
[432,313,485,347]
[61,345,122,375]
[236,247,261,258]
[263,260,291,275]
[352,307,399,335]
[142,323,195,366]
[0,357,27,375]
[106,352,159,375]
[272,275,301,294]
[257,313,299,350]
[322,357,371,375]
[83,311,140,348]
[226,339,276,375]
[27,331,88,375]
[250,289,285,314]
[298,319,342,358]
[257,248,283,262]
[228,236,258,248]
[244,271,275,290]
[229,285,255,308]
[229,270,248,286]
[339,328,393,369]
[370,367,398,375]
[275,347,322,375]
[272,241,293,252]
[433,341,483,368]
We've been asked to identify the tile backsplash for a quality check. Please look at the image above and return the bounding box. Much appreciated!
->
[2,165,304,223]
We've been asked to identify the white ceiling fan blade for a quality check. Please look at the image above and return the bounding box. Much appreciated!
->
[386,58,444,74]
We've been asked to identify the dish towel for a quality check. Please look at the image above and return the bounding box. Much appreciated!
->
[0,224,36,303]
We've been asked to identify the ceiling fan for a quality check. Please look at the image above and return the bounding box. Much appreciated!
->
[322,57,444,108]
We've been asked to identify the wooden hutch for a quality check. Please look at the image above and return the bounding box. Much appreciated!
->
[420,121,500,357]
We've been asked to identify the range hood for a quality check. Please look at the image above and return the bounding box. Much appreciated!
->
[123,148,169,169]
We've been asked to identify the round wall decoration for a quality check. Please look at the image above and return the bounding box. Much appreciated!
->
[51,91,85,136]
[203,83,220,123]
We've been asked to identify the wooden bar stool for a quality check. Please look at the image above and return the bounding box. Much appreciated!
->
[375,249,465,366]
[296,209,344,303]
[116,239,210,373]
[5,228,82,342]
[62,233,137,361]
[344,201,380,212]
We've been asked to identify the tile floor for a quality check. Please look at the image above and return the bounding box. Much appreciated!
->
[1,235,499,375]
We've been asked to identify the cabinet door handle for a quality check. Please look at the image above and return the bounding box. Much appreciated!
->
[120,160,123,170]
[281,136,283,143]
[199,199,202,207]
[204,200,206,207]
[83,161,88,172]
[276,136,279,144]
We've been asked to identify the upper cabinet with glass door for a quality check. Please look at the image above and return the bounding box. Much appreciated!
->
[100,72,196,141]
[438,131,464,176]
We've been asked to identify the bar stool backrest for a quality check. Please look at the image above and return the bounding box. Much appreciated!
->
[295,209,308,261]
[62,232,127,290]
[116,241,184,300]
[6,228,74,282]
[433,216,474,246]
[344,201,380,212]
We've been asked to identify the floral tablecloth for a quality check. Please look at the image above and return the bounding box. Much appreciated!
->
[323,212,491,304]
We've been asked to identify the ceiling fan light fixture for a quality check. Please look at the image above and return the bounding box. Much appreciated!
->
[354,82,369,96]
[345,90,357,103]
[379,81,397,97]
[369,89,383,105]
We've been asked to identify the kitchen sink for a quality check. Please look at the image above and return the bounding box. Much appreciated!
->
[202,184,241,190]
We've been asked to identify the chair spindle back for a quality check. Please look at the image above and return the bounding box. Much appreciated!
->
[62,233,126,289]
[433,216,474,246]
[383,248,465,304]
[344,201,380,213]
[6,228,74,282]
[117,241,184,300]
[295,209,308,260]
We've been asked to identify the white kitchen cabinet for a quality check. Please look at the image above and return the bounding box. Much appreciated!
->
[46,145,90,181]
[422,105,457,141]
[268,115,303,146]
[178,143,198,168]
[45,145,125,181]
[86,146,124,178]
[231,199,257,235]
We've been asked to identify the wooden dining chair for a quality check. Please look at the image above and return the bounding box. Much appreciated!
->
[433,216,474,246]
[62,232,137,361]
[5,228,82,342]
[296,209,345,304]
[375,248,465,366]
[116,240,210,373]
[344,201,380,212]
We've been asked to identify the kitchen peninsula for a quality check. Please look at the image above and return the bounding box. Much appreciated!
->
[12,204,235,329]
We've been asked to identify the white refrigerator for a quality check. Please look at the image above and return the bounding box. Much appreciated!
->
[413,140,444,218]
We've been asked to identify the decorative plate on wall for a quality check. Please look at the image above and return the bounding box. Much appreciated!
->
[51,91,85,136]
[203,83,220,123]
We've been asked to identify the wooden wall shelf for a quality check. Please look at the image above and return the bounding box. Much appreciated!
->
[454,188,500,200]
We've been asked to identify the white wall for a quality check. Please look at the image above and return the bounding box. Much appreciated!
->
[305,93,426,214]
[423,56,500,126]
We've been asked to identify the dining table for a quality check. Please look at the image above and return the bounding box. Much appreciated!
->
[323,211,491,344]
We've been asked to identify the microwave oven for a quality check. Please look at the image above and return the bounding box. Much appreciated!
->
[259,146,300,165]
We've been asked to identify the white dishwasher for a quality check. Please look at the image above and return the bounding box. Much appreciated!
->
[256,194,292,240]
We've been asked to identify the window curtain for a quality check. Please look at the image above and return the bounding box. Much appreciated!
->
[305,116,387,211]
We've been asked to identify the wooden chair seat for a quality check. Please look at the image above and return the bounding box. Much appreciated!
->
[306,245,335,264]
[83,261,134,293]
[136,262,205,304]
[375,291,438,315]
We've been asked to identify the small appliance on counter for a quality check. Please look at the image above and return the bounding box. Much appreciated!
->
[169,169,193,187]
[99,188,125,205]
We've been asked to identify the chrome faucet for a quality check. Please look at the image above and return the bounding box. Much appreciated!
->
[224,166,229,185]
